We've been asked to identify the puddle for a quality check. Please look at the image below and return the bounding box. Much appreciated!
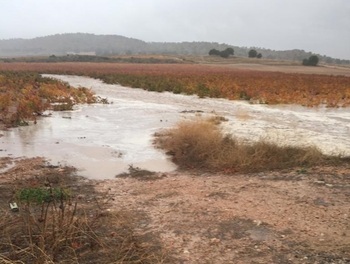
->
[1,74,349,179]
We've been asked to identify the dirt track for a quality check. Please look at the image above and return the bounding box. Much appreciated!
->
[2,157,348,263]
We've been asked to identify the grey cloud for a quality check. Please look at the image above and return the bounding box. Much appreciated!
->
[0,0,349,59]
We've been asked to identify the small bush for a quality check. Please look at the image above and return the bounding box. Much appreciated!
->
[302,55,319,66]
[17,187,69,204]
[155,118,333,172]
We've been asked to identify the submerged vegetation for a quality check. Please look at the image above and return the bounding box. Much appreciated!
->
[0,71,106,127]
[155,118,345,173]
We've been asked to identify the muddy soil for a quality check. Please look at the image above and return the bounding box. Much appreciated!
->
[1,157,349,263]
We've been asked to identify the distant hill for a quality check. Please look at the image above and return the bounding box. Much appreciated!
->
[0,33,147,57]
[0,33,348,65]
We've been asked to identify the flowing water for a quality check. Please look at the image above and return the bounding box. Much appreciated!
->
[1,75,349,179]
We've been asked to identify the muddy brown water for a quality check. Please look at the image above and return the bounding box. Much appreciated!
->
[0,75,349,179]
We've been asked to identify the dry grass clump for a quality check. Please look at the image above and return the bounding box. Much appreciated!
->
[155,118,334,172]
[0,161,168,264]
[0,203,164,264]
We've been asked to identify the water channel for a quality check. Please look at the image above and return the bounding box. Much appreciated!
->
[1,75,349,179]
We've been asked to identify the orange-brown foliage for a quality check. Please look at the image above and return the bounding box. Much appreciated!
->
[1,62,350,107]
[0,71,97,126]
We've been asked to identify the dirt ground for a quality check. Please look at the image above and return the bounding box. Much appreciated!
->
[187,56,350,77]
[219,64,350,77]
[1,157,349,263]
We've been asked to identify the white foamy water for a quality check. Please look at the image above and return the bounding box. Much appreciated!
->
[0,74,349,179]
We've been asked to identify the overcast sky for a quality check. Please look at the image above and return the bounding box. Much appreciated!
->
[1,0,349,59]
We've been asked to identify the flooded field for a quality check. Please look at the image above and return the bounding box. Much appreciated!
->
[1,74,349,179]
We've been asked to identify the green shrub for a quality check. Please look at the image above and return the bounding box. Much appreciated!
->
[17,187,69,204]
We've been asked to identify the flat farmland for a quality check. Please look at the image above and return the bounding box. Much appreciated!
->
[1,61,350,107]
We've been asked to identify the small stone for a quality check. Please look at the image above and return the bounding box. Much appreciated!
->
[210,238,220,244]
[254,220,262,226]
[314,180,325,185]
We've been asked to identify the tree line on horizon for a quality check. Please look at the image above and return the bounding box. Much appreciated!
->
[209,47,320,66]
[208,48,262,59]
[0,33,348,65]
